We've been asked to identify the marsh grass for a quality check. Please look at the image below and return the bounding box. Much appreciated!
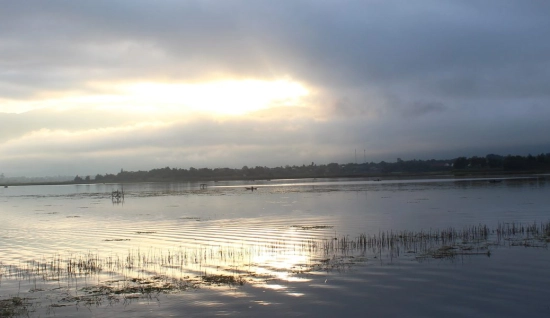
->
[201,274,246,285]
[3,221,549,281]
[1,220,549,315]
[291,225,334,230]
[0,297,31,318]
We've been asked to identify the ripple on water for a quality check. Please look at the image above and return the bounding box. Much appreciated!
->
[1,179,549,317]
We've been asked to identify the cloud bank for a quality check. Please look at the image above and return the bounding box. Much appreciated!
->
[1,1,549,177]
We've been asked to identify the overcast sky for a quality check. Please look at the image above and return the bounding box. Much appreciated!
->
[1,0,550,177]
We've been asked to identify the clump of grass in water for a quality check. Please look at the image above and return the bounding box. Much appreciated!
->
[201,274,245,286]
[31,276,201,311]
[291,225,334,230]
[0,297,31,318]
[321,221,549,262]
[416,245,491,260]
[98,275,198,296]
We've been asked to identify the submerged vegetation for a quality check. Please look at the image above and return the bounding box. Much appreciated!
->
[1,297,30,318]
[1,220,549,316]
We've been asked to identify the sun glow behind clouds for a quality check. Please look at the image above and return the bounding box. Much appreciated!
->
[0,79,310,116]
[112,79,310,115]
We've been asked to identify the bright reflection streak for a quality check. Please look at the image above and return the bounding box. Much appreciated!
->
[251,252,313,281]
[262,284,287,291]
[2,191,333,310]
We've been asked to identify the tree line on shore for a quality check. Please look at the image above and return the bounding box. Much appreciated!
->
[73,153,550,183]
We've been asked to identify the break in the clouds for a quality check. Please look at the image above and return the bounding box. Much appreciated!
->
[1,1,549,177]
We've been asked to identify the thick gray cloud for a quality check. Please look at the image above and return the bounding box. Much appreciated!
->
[1,0,549,177]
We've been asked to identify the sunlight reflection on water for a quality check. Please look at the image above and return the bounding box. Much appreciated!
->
[0,177,549,317]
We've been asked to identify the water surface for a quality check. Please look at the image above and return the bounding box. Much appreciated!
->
[1,177,549,317]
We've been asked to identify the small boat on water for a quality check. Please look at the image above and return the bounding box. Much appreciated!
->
[245,187,258,191]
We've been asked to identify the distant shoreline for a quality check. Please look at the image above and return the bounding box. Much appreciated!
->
[2,170,548,187]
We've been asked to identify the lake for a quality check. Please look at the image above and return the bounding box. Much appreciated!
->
[1,176,549,317]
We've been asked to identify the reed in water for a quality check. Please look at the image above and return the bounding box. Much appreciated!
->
[2,220,548,281]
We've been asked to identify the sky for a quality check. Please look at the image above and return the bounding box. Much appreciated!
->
[1,0,550,177]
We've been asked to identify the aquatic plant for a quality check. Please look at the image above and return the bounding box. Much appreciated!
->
[1,220,549,315]
[201,274,246,285]
[2,221,549,282]
[0,297,30,318]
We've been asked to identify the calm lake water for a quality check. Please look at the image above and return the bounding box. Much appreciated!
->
[1,176,549,317]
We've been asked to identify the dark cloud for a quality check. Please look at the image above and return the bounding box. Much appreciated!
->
[401,102,446,117]
[3,1,550,97]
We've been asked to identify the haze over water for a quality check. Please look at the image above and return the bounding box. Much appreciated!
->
[1,177,549,317]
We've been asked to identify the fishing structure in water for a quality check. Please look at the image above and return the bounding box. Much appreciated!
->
[111,186,124,203]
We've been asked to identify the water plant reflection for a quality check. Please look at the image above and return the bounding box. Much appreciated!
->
[1,220,549,313]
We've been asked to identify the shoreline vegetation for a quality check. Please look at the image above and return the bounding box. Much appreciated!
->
[2,153,550,187]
